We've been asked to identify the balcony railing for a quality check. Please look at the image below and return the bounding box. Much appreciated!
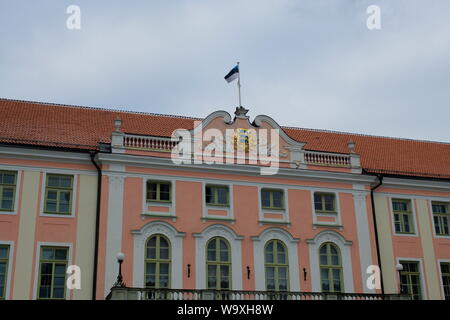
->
[124,134,178,152]
[108,287,409,300]
[304,151,351,167]
[117,134,359,170]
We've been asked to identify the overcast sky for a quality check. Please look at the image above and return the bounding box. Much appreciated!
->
[1,1,449,142]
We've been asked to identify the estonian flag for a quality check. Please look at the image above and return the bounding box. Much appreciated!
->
[224,65,239,83]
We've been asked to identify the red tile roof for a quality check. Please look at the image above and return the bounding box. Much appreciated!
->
[1,98,450,179]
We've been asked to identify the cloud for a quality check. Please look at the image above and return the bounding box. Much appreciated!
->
[0,0,449,142]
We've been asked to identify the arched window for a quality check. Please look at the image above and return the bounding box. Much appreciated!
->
[319,242,343,293]
[206,237,231,290]
[264,240,289,291]
[145,234,171,289]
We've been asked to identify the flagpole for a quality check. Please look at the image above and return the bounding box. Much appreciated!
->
[237,61,242,106]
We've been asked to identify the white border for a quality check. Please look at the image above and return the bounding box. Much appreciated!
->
[39,172,78,218]
[131,221,185,289]
[389,197,419,237]
[142,177,177,217]
[32,242,73,300]
[310,190,342,226]
[202,182,234,221]
[193,224,244,290]
[0,170,22,215]
[252,227,300,292]
[307,230,354,293]
[428,200,450,239]
[437,259,450,300]
[0,240,14,299]
[396,257,427,300]
[257,186,289,224]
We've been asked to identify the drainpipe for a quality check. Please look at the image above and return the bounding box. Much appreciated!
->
[89,151,102,300]
[370,174,384,294]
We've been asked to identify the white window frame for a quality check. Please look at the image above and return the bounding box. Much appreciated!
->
[389,197,418,237]
[0,240,14,299]
[142,178,176,219]
[32,242,73,300]
[40,172,77,218]
[0,169,22,215]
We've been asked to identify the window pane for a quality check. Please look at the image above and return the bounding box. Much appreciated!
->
[146,247,156,259]
[324,194,334,211]
[160,263,169,275]
[0,246,8,259]
[146,263,156,274]
[42,249,54,260]
[59,176,72,188]
[217,188,228,205]
[160,248,169,260]
[205,187,213,204]
[147,183,157,200]
[220,250,229,262]
[48,176,60,187]
[54,264,66,275]
[272,191,283,208]
[2,173,15,185]
[47,190,57,200]
[321,269,330,291]
[261,190,271,207]
[314,194,322,211]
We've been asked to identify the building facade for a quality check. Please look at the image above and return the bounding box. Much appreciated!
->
[0,98,449,300]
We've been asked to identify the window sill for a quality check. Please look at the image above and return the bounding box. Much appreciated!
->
[205,204,230,208]
[0,210,17,215]
[41,212,75,218]
[201,216,235,222]
[259,220,291,226]
[313,223,343,229]
[261,207,285,211]
[141,213,177,221]
[146,200,172,205]
[315,211,338,215]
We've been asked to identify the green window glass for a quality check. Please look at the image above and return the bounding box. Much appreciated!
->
[319,242,343,293]
[392,199,415,234]
[399,261,422,300]
[265,240,289,292]
[205,185,229,206]
[441,263,450,300]
[145,234,171,289]
[146,181,171,202]
[0,171,17,211]
[0,245,10,299]
[44,174,73,215]
[206,237,231,290]
[432,202,450,236]
[38,247,68,299]
[314,193,336,213]
[261,189,284,210]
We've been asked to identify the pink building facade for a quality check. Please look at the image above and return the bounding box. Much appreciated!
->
[0,99,449,300]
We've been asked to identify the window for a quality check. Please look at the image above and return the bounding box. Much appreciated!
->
[319,242,343,293]
[146,181,171,202]
[0,171,17,211]
[44,174,73,215]
[314,193,336,213]
[432,202,450,236]
[441,263,450,300]
[206,237,231,290]
[0,245,10,299]
[265,240,289,292]
[392,199,415,234]
[38,247,68,299]
[145,234,171,289]
[399,261,422,300]
[205,185,229,206]
[261,189,284,210]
